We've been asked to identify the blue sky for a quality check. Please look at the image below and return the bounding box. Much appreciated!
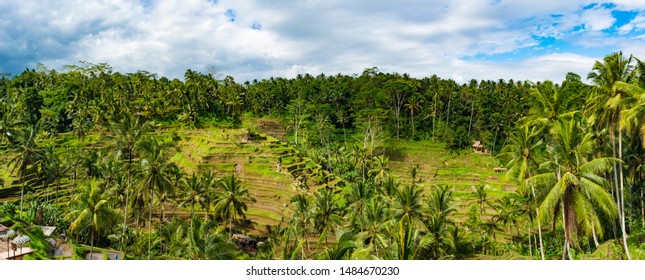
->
[1,0,645,83]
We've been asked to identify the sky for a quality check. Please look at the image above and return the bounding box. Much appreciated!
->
[1,0,645,83]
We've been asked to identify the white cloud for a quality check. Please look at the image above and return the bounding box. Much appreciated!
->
[0,0,644,83]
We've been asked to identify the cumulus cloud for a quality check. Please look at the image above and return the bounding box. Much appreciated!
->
[0,0,643,82]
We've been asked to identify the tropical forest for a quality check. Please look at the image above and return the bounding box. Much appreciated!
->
[2,52,645,260]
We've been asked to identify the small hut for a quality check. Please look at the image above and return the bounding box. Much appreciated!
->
[232,234,257,254]
[472,140,488,154]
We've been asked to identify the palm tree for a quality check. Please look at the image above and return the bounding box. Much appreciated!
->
[522,81,581,129]
[214,174,255,239]
[311,187,342,246]
[316,229,357,260]
[405,95,422,137]
[8,127,45,220]
[109,111,151,164]
[40,146,70,223]
[0,99,25,145]
[109,111,150,249]
[492,193,525,242]
[199,170,218,219]
[185,218,238,260]
[616,82,645,229]
[390,216,431,260]
[179,173,208,221]
[391,184,424,227]
[288,193,312,251]
[346,180,374,230]
[426,185,456,225]
[499,124,546,259]
[66,180,119,256]
[424,185,456,259]
[525,117,618,259]
[136,137,177,259]
[357,197,389,257]
[470,184,490,220]
[616,81,645,144]
[587,52,636,259]
[368,155,389,187]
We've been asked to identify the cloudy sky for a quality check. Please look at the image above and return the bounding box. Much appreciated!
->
[1,0,645,83]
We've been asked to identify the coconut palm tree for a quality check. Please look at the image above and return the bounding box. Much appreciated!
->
[389,216,432,260]
[199,170,218,219]
[424,185,456,259]
[617,81,645,228]
[426,185,456,226]
[288,193,312,252]
[136,137,177,259]
[470,184,491,220]
[587,52,636,259]
[358,197,389,257]
[66,180,119,257]
[179,173,209,222]
[214,174,255,239]
[8,126,45,220]
[346,180,374,230]
[311,187,342,246]
[405,95,422,137]
[109,111,151,164]
[368,155,389,187]
[525,117,618,259]
[109,111,151,249]
[185,218,238,260]
[0,99,25,145]
[391,184,424,227]
[316,229,357,260]
[499,124,546,259]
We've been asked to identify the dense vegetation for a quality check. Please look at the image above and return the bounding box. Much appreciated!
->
[1,52,645,259]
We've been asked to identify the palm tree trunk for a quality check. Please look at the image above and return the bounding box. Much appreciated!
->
[611,130,621,239]
[561,201,572,260]
[445,93,452,138]
[468,103,474,139]
[148,191,153,260]
[492,130,498,156]
[411,108,415,137]
[641,186,645,230]
[17,176,25,220]
[618,127,631,260]
[229,214,233,240]
[591,223,599,247]
[123,171,131,258]
[528,224,533,258]
[529,170,545,260]
[90,230,94,258]
[432,100,436,141]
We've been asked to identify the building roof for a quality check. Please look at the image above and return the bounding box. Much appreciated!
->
[472,140,483,148]
[40,226,56,237]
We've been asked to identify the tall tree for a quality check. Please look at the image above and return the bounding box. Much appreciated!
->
[214,174,255,239]
[66,180,119,257]
[499,125,546,259]
[587,51,635,259]
[526,117,618,259]
[8,126,45,219]
[136,137,177,259]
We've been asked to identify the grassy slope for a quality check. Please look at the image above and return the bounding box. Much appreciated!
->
[383,138,513,221]
[0,121,512,230]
